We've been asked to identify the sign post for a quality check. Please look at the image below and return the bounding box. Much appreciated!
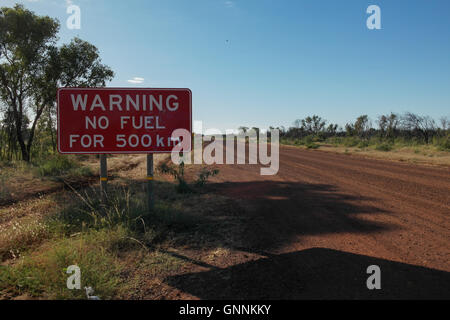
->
[100,154,107,203]
[57,88,192,214]
[147,154,154,211]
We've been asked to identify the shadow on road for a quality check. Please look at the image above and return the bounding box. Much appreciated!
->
[164,248,450,299]
[206,180,392,250]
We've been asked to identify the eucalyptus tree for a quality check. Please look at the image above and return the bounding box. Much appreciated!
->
[401,112,436,144]
[301,115,326,134]
[0,5,114,161]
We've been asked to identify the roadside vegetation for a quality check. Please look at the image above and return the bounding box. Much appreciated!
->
[1,184,183,299]
[276,113,449,152]
[0,161,242,300]
[239,113,450,165]
[0,155,95,206]
[157,159,220,193]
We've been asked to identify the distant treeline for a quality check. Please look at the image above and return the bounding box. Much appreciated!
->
[240,112,450,151]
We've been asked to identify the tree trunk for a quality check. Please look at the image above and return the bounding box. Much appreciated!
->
[48,106,56,152]
[12,100,30,162]
[19,141,30,162]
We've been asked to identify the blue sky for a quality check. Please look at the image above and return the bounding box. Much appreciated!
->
[4,0,450,131]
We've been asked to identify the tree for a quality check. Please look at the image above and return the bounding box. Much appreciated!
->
[0,105,29,160]
[344,123,354,136]
[354,115,371,139]
[326,123,338,135]
[301,115,326,134]
[439,117,448,131]
[0,5,59,161]
[401,112,436,144]
[0,5,114,161]
[378,113,399,139]
[36,37,114,151]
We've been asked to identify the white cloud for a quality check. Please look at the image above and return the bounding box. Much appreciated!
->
[224,1,234,8]
[127,77,145,84]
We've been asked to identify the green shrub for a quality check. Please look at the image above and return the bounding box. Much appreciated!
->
[304,135,314,144]
[306,142,319,149]
[157,161,191,193]
[68,166,93,178]
[326,136,344,146]
[375,143,393,152]
[438,137,450,151]
[358,140,370,148]
[343,137,359,147]
[315,132,326,142]
[37,155,77,177]
[195,168,220,187]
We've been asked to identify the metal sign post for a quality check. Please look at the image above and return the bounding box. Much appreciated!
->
[100,154,107,203]
[147,154,154,213]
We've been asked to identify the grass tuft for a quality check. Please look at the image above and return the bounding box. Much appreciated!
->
[375,143,393,152]
[35,155,93,178]
[0,229,124,299]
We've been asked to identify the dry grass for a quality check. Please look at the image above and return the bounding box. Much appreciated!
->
[0,195,61,261]
[300,144,450,167]
[0,155,247,300]
[0,163,60,205]
[0,154,162,206]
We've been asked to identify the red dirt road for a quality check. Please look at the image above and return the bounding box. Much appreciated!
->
[167,145,450,299]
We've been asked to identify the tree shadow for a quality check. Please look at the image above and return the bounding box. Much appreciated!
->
[55,173,396,257]
[205,180,393,251]
[164,248,450,299]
